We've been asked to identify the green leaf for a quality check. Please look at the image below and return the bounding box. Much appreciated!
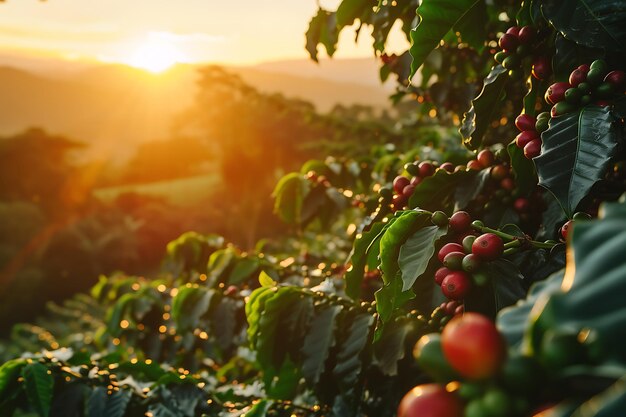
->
[552,34,604,82]
[227,257,260,285]
[245,399,275,417]
[246,287,278,348]
[542,0,626,53]
[409,0,488,79]
[409,169,474,213]
[206,248,236,286]
[528,198,626,374]
[171,286,213,331]
[336,0,370,28]
[333,313,375,390]
[301,305,342,385]
[399,225,448,291]
[22,362,53,417]
[272,173,310,224]
[345,221,386,299]
[259,270,277,288]
[373,320,415,376]
[375,277,415,323]
[508,142,537,196]
[211,296,240,351]
[454,169,489,210]
[87,387,131,417]
[379,211,428,283]
[534,106,621,217]
[0,359,26,412]
[487,259,527,311]
[454,0,488,50]
[460,65,510,150]
[305,9,338,62]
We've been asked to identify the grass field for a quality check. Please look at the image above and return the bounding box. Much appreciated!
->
[93,173,221,206]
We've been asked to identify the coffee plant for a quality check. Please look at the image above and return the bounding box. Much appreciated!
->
[2,0,626,416]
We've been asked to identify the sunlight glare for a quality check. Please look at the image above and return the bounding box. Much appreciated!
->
[129,35,185,73]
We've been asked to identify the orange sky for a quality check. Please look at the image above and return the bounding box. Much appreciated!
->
[0,0,409,70]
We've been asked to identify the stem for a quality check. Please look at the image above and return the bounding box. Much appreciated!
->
[472,223,559,250]
[503,247,520,256]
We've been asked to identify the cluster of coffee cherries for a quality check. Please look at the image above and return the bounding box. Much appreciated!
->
[513,112,548,159]
[431,211,505,302]
[494,25,550,80]
[546,59,626,117]
[388,161,437,210]
[559,212,591,241]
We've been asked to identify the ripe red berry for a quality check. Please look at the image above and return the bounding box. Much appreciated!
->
[410,176,422,186]
[604,70,626,91]
[441,313,506,380]
[435,267,453,285]
[531,56,551,80]
[477,149,495,167]
[490,165,509,181]
[392,193,408,210]
[498,33,519,52]
[472,233,504,261]
[419,161,435,177]
[441,271,472,300]
[524,138,542,159]
[449,211,472,233]
[500,177,515,191]
[515,130,539,148]
[439,162,455,172]
[561,220,574,240]
[445,301,461,315]
[438,243,465,263]
[393,176,411,194]
[515,114,536,132]
[403,184,416,198]
[569,68,588,87]
[467,160,484,170]
[545,82,571,104]
[513,197,530,212]
[518,25,536,44]
[505,26,520,37]
[397,384,464,417]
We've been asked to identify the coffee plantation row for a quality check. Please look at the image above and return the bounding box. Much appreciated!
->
[1,0,626,416]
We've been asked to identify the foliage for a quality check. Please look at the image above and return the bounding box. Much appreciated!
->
[2,0,626,416]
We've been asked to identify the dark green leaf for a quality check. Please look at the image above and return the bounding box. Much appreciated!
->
[336,0,370,28]
[301,305,342,385]
[227,258,260,285]
[409,0,488,78]
[508,142,537,196]
[245,399,274,417]
[454,169,488,210]
[542,0,626,53]
[454,0,488,50]
[171,286,213,331]
[22,362,54,417]
[535,106,621,217]
[305,9,338,62]
[333,313,375,390]
[487,259,527,311]
[409,169,474,213]
[87,387,131,417]
[373,320,415,376]
[460,65,510,150]
[375,277,415,323]
[345,222,386,299]
[272,173,310,224]
[398,225,448,291]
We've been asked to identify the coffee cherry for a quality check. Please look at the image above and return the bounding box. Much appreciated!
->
[586,67,606,86]
[403,184,416,198]
[518,26,536,44]
[405,162,420,176]
[467,160,484,170]
[443,252,465,270]
[462,235,477,253]
[472,233,504,261]
[524,139,542,159]
[515,114,536,132]
[560,220,574,240]
[498,33,519,52]
[505,26,521,37]
[502,55,521,70]
[393,176,411,194]
[569,68,588,87]
[490,165,509,181]
[435,267,453,285]
[441,271,472,300]
[449,211,472,233]
[477,149,495,167]
[392,193,408,209]
[513,197,530,212]
[494,51,508,64]
[419,161,435,177]
[462,254,482,273]
[594,82,615,99]
[431,211,449,227]
[439,162,455,172]
[531,56,551,80]
[438,243,465,263]
[564,87,582,104]
[515,130,539,148]
[590,59,608,73]
[545,82,571,104]
[410,176,422,186]
[551,101,576,118]
[500,177,515,191]
[445,301,461,315]
[604,70,626,91]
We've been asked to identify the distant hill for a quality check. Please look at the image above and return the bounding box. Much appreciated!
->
[0,58,391,158]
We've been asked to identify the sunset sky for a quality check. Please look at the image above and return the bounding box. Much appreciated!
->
[0,0,408,71]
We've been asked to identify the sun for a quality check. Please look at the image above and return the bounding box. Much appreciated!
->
[129,37,184,73]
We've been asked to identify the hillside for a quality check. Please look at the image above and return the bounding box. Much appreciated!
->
[0,59,391,158]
